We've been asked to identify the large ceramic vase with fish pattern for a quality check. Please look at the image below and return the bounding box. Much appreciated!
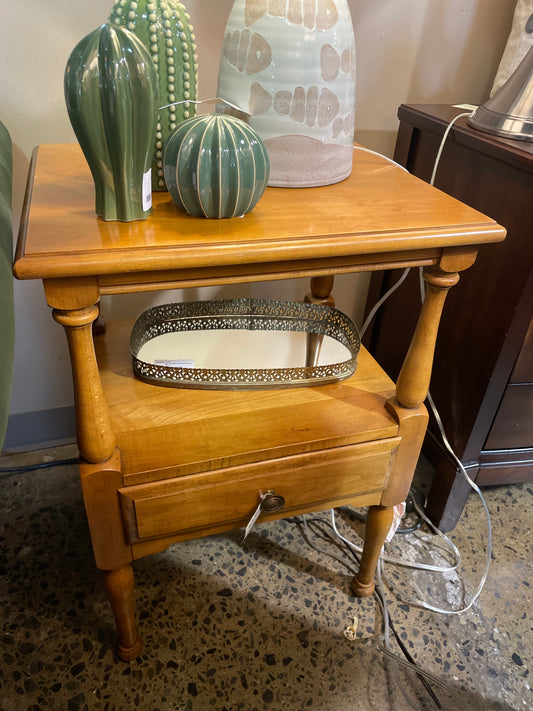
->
[217,0,356,187]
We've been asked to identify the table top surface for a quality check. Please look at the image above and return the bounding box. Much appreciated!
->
[14,143,505,281]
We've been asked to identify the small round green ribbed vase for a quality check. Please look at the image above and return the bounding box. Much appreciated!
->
[64,23,159,222]
[109,0,199,191]
[163,114,270,219]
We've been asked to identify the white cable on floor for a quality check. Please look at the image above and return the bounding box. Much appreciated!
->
[409,397,493,614]
[377,557,473,711]
[412,267,492,615]
[330,508,461,573]
[298,516,473,710]
[327,267,492,615]
[300,514,355,574]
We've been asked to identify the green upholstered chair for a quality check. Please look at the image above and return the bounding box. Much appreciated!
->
[0,121,14,450]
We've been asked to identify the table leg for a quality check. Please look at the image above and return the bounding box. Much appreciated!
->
[351,505,394,596]
[304,276,335,366]
[395,266,460,409]
[80,450,142,660]
[353,266,460,595]
[104,565,144,661]
[51,298,141,659]
[52,303,115,463]
[305,275,395,597]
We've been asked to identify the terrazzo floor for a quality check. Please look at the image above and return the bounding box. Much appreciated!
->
[0,445,531,710]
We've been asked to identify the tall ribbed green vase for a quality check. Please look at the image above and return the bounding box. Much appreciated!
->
[64,23,159,222]
[109,0,199,191]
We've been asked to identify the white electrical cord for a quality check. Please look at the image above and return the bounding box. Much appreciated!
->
[358,113,492,613]
[354,145,413,341]
[360,267,411,339]
[296,113,485,709]
[376,560,432,711]
[409,393,492,615]
[376,561,473,711]
[429,111,472,186]
[299,516,473,710]
[413,265,492,615]
[330,508,461,574]
[356,111,469,342]
[159,96,248,113]
[353,144,410,172]
[300,515,356,574]
[333,141,493,613]
[303,114,490,710]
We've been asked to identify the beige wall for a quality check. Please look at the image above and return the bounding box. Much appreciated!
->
[1,0,516,428]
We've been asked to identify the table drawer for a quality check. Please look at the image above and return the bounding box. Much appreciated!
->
[119,437,399,543]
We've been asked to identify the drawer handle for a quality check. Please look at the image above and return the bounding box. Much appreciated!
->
[261,490,285,513]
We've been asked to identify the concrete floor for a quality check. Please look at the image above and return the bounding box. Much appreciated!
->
[0,445,531,710]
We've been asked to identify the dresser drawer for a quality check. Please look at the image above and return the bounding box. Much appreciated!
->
[119,437,399,543]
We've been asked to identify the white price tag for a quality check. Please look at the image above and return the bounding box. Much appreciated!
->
[142,170,152,212]
[155,359,194,368]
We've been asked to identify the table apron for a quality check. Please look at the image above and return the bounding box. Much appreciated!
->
[98,251,441,295]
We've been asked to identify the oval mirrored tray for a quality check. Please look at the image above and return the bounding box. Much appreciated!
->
[130,298,361,390]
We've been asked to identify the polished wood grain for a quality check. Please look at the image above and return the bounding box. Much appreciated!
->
[53,305,115,463]
[103,566,143,662]
[15,144,504,284]
[79,449,132,571]
[95,320,398,481]
[484,385,533,449]
[13,142,505,659]
[120,439,397,543]
[381,399,428,507]
[396,266,460,409]
[351,505,394,596]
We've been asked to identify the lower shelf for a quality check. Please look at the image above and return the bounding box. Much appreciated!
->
[95,319,399,485]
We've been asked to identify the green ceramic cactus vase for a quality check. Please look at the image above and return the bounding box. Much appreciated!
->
[109,0,199,191]
[163,113,270,219]
[64,23,159,222]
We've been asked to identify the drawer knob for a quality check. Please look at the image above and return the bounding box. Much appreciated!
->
[261,490,285,513]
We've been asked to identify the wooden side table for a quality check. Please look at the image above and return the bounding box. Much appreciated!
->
[365,104,533,531]
[14,144,504,660]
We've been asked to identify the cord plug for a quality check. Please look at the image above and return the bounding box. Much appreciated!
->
[343,616,358,641]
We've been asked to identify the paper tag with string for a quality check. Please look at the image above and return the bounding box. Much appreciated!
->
[386,501,406,542]
[242,492,267,542]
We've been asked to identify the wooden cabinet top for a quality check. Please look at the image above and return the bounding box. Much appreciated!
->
[14,143,505,283]
[397,104,533,172]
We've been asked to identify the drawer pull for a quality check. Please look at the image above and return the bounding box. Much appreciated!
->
[261,490,285,513]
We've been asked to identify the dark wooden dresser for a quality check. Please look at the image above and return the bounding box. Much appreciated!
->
[364,104,533,531]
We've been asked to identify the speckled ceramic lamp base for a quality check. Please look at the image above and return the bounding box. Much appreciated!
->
[217,0,356,187]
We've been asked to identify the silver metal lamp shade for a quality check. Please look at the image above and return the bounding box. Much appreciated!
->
[468,45,533,142]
